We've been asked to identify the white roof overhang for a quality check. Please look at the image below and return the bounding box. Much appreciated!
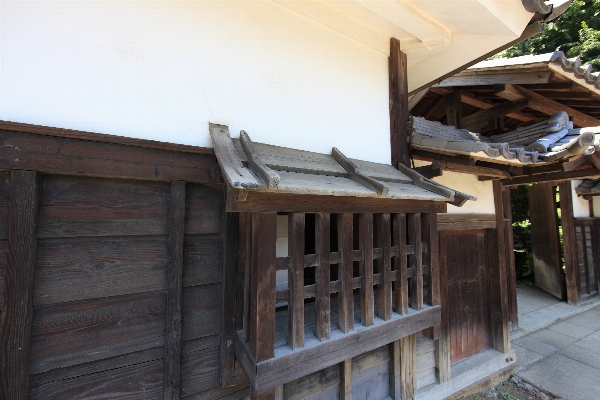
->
[271,0,564,93]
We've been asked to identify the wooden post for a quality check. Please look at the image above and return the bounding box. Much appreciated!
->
[408,214,423,310]
[435,231,451,383]
[400,333,417,400]
[389,37,410,168]
[0,170,41,400]
[250,212,277,361]
[340,358,353,400]
[315,213,331,340]
[222,211,239,387]
[503,188,518,330]
[338,213,354,333]
[393,214,409,315]
[375,213,392,320]
[165,181,186,399]
[390,340,402,399]
[490,180,511,353]
[359,213,374,326]
[288,213,305,349]
[241,213,252,343]
[560,181,580,305]
[445,88,462,128]
[422,213,440,340]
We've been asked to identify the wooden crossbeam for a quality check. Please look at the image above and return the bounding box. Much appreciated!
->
[494,84,600,127]
[502,168,600,186]
[435,71,552,88]
[240,131,280,188]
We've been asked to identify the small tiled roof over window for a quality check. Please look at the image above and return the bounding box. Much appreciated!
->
[209,124,475,207]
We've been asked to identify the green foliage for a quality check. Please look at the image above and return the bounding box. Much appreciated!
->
[493,0,600,71]
[511,186,534,279]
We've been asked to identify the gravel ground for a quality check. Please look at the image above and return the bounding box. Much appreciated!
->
[459,375,563,400]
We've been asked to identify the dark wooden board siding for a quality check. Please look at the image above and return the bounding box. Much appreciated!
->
[34,236,169,306]
[183,235,223,287]
[0,241,6,317]
[180,336,221,397]
[185,184,225,235]
[29,291,167,375]
[442,229,492,364]
[37,175,170,238]
[28,347,165,400]
[182,283,222,341]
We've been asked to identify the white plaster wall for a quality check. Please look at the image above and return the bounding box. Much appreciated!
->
[0,1,391,163]
[413,160,495,214]
[570,180,590,218]
[592,197,600,217]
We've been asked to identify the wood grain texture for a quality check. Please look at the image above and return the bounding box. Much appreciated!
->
[0,241,9,317]
[37,175,170,238]
[400,333,417,400]
[436,232,451,384]
[185,184,226,235]
[389,38,410,168]
[165,181,186,400]
[315,213,331,340]
[222,212,239,387]
[288,213,305,349]
[0,129,218,183]
[340,358,352,400]
[181,283,222,341]
[249,212,277,362]
[337,213,354,334]
[560,181,580,305]
[359,213,374,326]
[393,213,409,315]
[437,214,496,231]
[375,213,392,320]
[0,170,41,400]
[227,190,447,214]
[29,291,167,375]
[180,336,221,397]
[408,214,423,311]
[28,347,165,400]
[390,340,401,399]
[34,236,168,306]
[183,235,224,288]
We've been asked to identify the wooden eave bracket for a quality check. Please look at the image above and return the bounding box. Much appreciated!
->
[240,130,280,189]
[331,147,389,196]
[397,163,477,207]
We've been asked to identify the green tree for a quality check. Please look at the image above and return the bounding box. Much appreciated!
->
[494,0,600,71]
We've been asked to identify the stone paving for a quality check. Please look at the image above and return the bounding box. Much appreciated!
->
[511,284,600,400]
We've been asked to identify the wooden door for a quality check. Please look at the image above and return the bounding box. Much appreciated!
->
[441,229,492,364]
[529,183,565,299]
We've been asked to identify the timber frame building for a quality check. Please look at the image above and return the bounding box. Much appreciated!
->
[0,1,571,399]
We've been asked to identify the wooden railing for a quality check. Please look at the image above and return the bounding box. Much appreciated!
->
[574,218,600,300]
[234,211,441,395]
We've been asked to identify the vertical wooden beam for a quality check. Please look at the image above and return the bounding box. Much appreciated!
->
[408,214,423,310]
[389,37,410,168]
[222,211,239,387]
[422,213,440,340]
[236,213,249,332]
[435,232,451,383]
[288,213,305,349]
[359,213,374,326]
[165,181,186,400]
[250,212,277,361]
[338,213,354,333]
[491,180,511,352]
[340,358,353,400]
[241,213,252,342]
[503,187,518,331]
[390,340,402,400]
[400,333,417,400]
[375,213,392,320]
[560,181,580,305]
[393,213,408,315]
[315,213,331,340]
[0,170,40,400]
[445,89,462,128]
[274,385,284,400]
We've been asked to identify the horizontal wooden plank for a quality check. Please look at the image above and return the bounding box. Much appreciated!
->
[351,362,389,400]
[238,305,441,392]
[228,191,447,214]
[437,214,496,231]
[185,184,226,235]
[182,283,222,341]
[0,128,218,183]
[29,291,167,375]
[283,363,340,400]
[181,380,250,400]
[28,347,165,399]
[37,175,170,238]
[183,235,224,287]
[180,337,221,397]
[34,236,169,306]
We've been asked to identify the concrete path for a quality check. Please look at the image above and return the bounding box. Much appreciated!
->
[511,288,600,400]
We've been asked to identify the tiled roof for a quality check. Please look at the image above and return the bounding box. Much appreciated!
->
[576,179,600,195]
[409,111,600,165]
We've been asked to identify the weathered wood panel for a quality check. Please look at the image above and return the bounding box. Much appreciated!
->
[183,235,223,287]
[529,183,564,299]
[185,184,225,235]
[181,283,222,341]
[180,335,221,397]
[29,347,165,400]
[37,175,170,238]
[560,181,580,305]
[443,230,492,364]
[0,170,41,399]
[34,236,169,306]
[574,221,599,297]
